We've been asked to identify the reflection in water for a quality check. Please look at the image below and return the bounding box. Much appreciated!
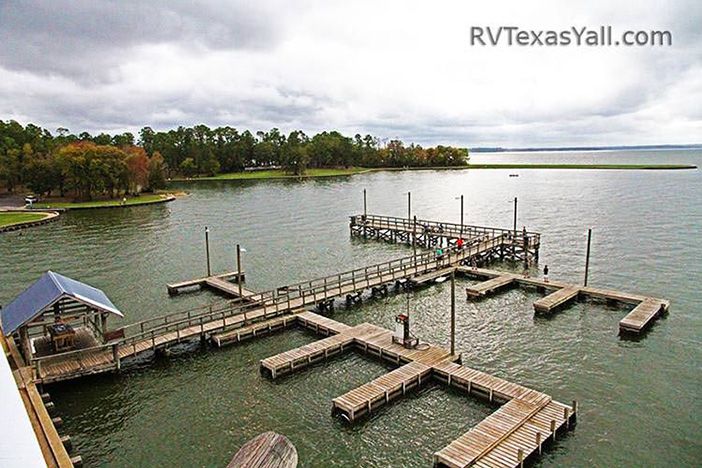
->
[1,150,700,466]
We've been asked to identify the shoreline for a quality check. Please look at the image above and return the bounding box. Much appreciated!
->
[171,163,698,182]
[0,210,60,233]
[32,193,177,211]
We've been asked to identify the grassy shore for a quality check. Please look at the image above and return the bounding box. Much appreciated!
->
[179,167,370,181]
[33,193,173,210]
[0,212,51,228]
[172,163,696,182]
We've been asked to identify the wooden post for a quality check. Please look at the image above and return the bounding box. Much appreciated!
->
[112,344,121,371]
[407,191,411,220]
[517,448,524,467]
[584,228,592,286]
[413,215,417,268]
[450,270,456,356]
[363,189,367,217]
[236,244,243,299]
[536,431,542,454]
[205,226,211,277]
[513,197,518,234]
[460,194,464,239]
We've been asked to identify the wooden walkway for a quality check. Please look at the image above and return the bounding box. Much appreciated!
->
[532,286,580,314]
[256,312,576,465]
[166,270,246,296]
[331,361,431,421]
[459,267,670,335]
[410,266,456,286]
[33,239,503,384]
[432,361,575,468]
[211,314,299,348]
[465,274,515,298]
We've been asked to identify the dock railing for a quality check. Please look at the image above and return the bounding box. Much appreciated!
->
[350,214,541,248]
[31,233,509,378]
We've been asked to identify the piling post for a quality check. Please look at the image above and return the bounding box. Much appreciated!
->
[236,244,243,299]
[413,215,417,268]
[459,195,464,239]
[450,269,456,356]
[363,189,367,217]
[112,344,121,371]
[407,191,411,220]
[513,197,518,233]
[584,228,592,286]
[205,226,211,277]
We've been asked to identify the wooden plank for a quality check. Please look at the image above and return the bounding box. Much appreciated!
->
[466,275,515,298]
[619,298,668,333]
[533,287,580,314]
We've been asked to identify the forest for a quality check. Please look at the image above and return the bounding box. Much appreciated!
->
[0,120,469,199]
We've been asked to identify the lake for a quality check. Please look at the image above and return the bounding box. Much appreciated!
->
[1,149,700,466]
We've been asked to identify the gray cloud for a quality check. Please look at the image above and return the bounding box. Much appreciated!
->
[0,0,701,146]
[0,0,281,81]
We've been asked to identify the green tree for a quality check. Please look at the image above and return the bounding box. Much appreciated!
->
[179,157,197,177]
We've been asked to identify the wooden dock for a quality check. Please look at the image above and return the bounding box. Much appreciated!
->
[350,214,541,266]
[166,270,246,297]
[465,274,515,298]
[256,312,576,465]
[459,267,670,335]
[32,239,506,384]
[532,286,580,314]
[410,266,456,286]
[619,297,669,334]
[432,360,575,468]
[331,361,431,421]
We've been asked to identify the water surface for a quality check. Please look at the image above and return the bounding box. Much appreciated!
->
[1,149,700,466]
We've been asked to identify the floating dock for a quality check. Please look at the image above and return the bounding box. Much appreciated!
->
[459,267,669,335]
[166,270,247,297]
[256,311,576,466]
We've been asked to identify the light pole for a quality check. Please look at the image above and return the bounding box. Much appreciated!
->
[407,191,411,220]
[450,269,456,356]
[363,189,367,217]
[513,197,518,234]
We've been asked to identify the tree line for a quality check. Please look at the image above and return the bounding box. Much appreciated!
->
[0,120,469,198]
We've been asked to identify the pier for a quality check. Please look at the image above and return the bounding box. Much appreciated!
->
[29,232,512,384]
[460,267,669,334]
[166,271,248,298]
[350,214,540,266]
[255,311,576,466]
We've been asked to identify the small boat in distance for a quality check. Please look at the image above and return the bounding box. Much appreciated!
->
[509,174,519,177]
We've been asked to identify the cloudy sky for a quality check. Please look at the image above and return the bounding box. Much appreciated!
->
[0,0,700,147]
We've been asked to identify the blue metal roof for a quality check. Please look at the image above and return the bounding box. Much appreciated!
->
[0,271,122,335]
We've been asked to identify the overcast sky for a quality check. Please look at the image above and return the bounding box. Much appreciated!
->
[0,0,700,147]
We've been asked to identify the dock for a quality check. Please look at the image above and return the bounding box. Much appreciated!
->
[458,267,670,335]
[532,286,581,314]
[465,274,515,298]
[331,361,431,421]
[31,237,508,384]
[166,270,247,297]
[256,312,576,466]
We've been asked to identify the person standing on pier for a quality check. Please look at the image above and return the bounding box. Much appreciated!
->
[543,265,549,283]
[456,238,464,250]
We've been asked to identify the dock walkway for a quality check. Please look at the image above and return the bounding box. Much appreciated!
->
[257,312,576,466]
[33,237,504,384]
[459,267,669,335]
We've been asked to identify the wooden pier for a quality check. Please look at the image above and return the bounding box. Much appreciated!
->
[256,312,576,466]
[30,237,508,384]
[166,271,247,297]
[459,267,670,334]
[350,214,541,266]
